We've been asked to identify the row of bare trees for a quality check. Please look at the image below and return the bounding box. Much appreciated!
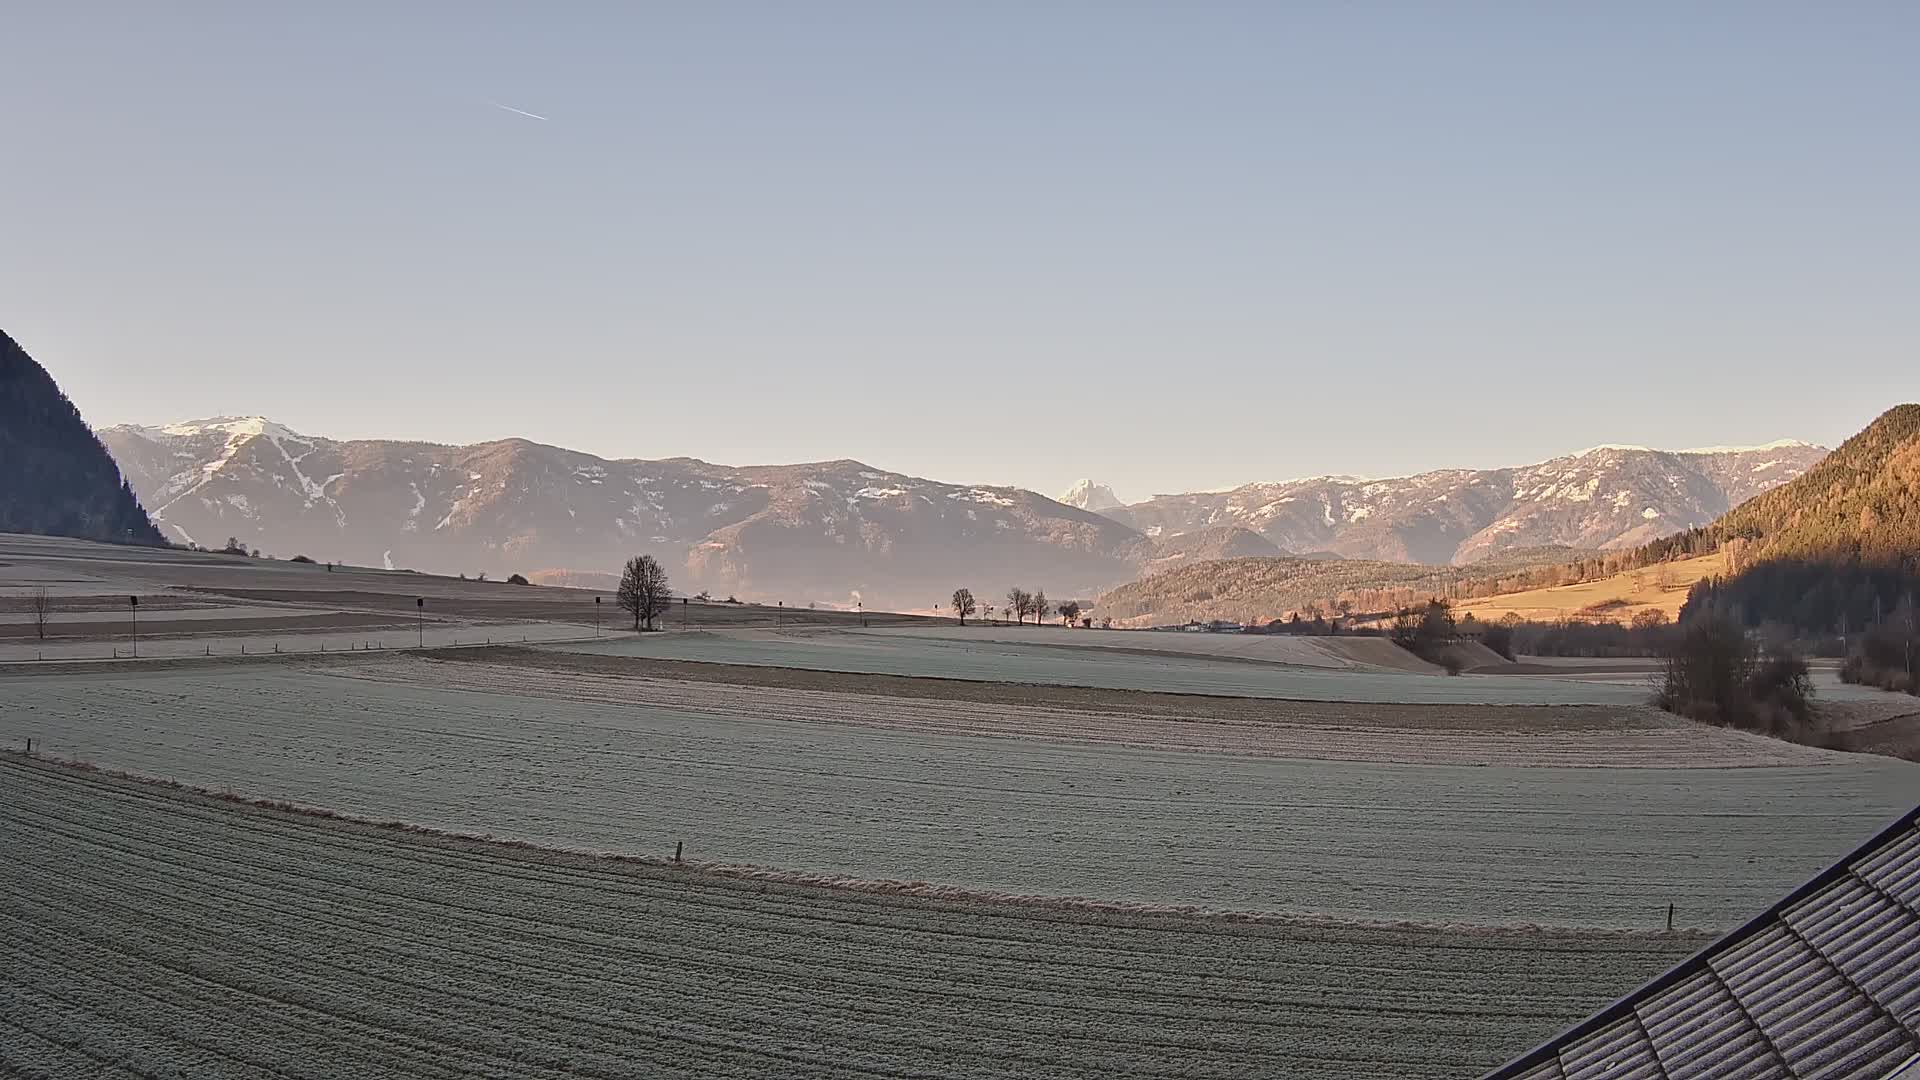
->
[948,586,1086,627]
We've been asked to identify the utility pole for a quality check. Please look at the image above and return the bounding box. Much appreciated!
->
[129,595,139,658]
[416,597,425,648]
[595,596,602,636]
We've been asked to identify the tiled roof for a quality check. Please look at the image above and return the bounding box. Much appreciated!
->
[1488,805,1920,1080]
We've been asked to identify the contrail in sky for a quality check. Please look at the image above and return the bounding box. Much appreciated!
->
[491,102,549,121]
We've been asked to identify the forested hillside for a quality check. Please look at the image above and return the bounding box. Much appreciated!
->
[1677,405,1920,632]
[0,332,164,545]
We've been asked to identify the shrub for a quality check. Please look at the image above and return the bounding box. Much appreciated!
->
[1657,615,1755,727]
[1747,648,1814,731]
[1658,615,1819,736]
[1390,599,1459,666]
[1841,622,1918,696]
[289,554,315,564]
[506,573,530,586]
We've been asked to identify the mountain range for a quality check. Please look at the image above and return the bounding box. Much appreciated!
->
[1096,441,1827,566]
[98,418,1827,608]
[99,419,1141,607]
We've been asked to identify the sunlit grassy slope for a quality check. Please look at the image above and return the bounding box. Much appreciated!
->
[1458,552,1728,624]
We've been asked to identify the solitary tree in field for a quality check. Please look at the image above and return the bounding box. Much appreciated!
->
[951,588,977,626]
[30,587,51,640]
[1007,587,1029,625]
[617,555,673,631]
[1057,600,1081,626]
[1031,589,1048,627]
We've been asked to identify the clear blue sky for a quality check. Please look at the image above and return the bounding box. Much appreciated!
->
[4,3,1915,500]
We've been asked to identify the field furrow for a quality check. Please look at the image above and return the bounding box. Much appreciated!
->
[0,757,1701,1079]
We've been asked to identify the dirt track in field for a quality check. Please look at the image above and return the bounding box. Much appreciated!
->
[0,756,1707,1080]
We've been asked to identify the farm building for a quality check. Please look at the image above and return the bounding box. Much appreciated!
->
[1488,804,1920,1079]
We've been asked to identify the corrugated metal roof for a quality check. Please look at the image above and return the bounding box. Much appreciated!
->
[1487,805,1920,1080]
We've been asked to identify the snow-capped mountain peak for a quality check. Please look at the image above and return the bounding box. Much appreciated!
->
[124,416,309,442]
[97,422,1144,606]
[1059,478,1124,512]
[1110,441,1829,565]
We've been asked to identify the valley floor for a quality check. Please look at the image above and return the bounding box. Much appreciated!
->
[4,533,1918,1077]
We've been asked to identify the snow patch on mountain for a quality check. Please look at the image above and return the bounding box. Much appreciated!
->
[1573,437,1817,457]
[1679,438,1818,454]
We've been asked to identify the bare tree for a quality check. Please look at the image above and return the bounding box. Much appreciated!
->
[30,587,51,640]
[983,604,997,624]
[1057,600,1081,626]
[1031,589,1048,627]
[951,588,977,625]
[1007,587,1029,625]
[617,555,673,631]
[1630,608,1670,631]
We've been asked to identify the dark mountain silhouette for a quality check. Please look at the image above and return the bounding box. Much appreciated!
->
[0,331,165,546]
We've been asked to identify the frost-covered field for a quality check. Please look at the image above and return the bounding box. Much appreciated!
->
[556,628,1651,705]
[4,660,1909,927]
[0,757,1705,1080]
[854,625,1363,666]
[335,653,1831,768]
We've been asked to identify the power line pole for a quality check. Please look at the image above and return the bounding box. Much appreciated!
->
[129,595,138,658]
[416,597,425,648]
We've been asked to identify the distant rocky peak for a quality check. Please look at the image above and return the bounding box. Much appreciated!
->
[1059,478,1124,512]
